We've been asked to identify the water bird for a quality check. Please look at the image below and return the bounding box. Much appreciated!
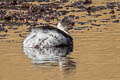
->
[23,16,78,48]
[23,46,72,63]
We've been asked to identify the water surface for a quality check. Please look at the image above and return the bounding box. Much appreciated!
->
[0,0,120,80]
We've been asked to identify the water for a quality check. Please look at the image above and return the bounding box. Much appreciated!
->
[1,24,120,80]
[0,0,120,80]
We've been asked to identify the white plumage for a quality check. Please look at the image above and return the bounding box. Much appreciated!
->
[23,26,72,48]
[23,16,75,48]
[23,46,72,64]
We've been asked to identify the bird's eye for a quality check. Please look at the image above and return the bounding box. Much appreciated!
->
[72,22,75,26]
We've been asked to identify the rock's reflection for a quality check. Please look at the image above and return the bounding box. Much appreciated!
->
[23,46,76,71]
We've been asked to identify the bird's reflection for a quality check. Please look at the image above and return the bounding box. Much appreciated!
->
[23,46,76,71]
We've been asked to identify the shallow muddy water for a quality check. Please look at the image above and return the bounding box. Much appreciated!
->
[0,0,120,80]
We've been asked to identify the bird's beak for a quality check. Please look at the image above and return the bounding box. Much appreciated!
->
[73,26,82,30]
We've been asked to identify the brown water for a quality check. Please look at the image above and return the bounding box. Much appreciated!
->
[0,0,120,80]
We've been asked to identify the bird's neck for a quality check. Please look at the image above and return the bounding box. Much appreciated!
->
[57,22,69,34]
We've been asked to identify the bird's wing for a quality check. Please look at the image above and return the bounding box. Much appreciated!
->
[23,26,72,48]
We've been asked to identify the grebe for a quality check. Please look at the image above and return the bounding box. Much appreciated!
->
[23,46,72,64]
[23,16,76,48]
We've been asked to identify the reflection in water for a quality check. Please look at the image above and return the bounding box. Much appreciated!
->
[23,46,76,71]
